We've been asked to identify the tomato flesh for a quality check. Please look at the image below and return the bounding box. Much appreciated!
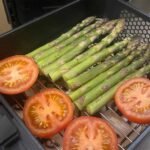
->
[0,55,39,94]
[63,116,118,150]
[23,88,74,138]
[115,78,150,124]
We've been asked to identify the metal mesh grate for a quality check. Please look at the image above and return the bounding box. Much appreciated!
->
[119,9,150,42]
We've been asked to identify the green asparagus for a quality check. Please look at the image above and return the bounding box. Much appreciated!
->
[70,42,147,102]
[63,37,130,81]
[34,19,107,60]
[67,38,140,89]
[60,18,125,74]
[86,64,150,115]
[42,20,118,77]
[27,16,96,57]
[75,46,149,110]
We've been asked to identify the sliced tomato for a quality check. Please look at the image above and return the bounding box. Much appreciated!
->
[0,55,39,94]
[23,88,74,138]
[63,116,118,150]
[115,77,150,124]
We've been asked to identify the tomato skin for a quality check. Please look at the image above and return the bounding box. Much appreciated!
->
[0,55,39,94]
[115,78,150,124]
[23,88,74,138]
[63,116,118,150]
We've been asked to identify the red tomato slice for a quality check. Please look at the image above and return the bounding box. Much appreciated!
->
[115,78,150,124]
[0,55,39,94]
[23,88,74,138]
[63,116,118,150]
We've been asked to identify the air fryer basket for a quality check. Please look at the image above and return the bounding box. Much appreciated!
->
[0,0,149,150]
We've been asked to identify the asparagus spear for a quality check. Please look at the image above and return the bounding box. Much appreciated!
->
[86,64,150,115]
[27,16,96,57]
[75,46,149,110]
[67,38,139,89]
[61,18,125,74]
[34,19,107,60]
[69,42,146,101]
[42,20,118,76]
[36,20,107,67]
[63,37,130,81]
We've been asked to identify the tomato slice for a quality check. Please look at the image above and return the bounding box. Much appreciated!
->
[63,116,118,150]
[23,88,74,138]
[0,55,39,94]
[115,78,150,124]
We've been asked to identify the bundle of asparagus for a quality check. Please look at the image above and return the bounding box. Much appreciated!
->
[27,17,124,81]
[26,16,150,115]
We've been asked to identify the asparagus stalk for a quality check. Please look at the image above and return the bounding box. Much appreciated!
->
[61,18,126,74]
[63,37,130,81]
[42,20,118,76]
[34,19,107,60]
[67,38,140,89]
[69,42,146,101]
[75,46,149,110]
[86,64,150,115]
[27,16,96,57]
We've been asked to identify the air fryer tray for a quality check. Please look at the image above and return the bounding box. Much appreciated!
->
[0,0,149,150]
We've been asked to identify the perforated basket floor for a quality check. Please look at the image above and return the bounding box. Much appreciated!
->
[119,9,150,42]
